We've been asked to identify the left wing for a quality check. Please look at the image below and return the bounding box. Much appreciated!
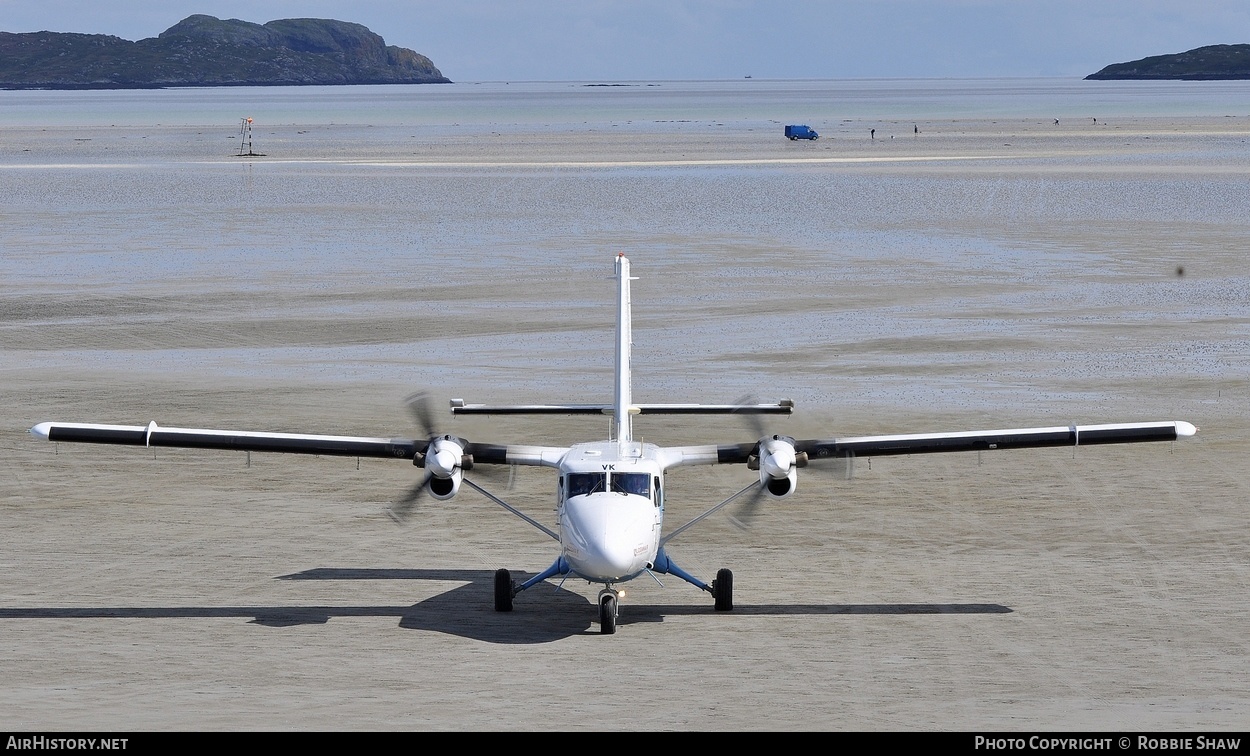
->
[661,420,1197,468]
[797,420,1198,461]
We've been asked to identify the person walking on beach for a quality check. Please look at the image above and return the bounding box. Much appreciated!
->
[871,128,875,140]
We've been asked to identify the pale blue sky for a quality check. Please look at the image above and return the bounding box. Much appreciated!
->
[2,1,1247,81]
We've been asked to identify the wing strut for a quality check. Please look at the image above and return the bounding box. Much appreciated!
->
[460,477,560,541]
[660,481,760,547]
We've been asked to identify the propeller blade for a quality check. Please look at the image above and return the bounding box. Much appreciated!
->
[727,482,768,530]
[390,391,442,523]
[387,471,431,523]
[732,394,767,443]
[405,391,438,440]
[728,396,778,529]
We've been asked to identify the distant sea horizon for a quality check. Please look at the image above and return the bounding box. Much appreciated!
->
[3,77,1249,129]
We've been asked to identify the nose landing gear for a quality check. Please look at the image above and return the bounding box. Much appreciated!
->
[598,587,620,634]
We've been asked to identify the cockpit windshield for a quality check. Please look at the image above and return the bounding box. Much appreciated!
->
[566,472,606,497]
[565,471,652,499]
[611,473,651,498]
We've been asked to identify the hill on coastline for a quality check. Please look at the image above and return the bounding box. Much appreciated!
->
[0,14,450,89]
[1086,44,1250,80]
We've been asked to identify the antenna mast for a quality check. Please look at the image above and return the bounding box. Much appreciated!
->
[236,117,264,157]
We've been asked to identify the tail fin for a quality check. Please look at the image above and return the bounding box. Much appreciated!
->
[447,255,794,426]
[614,253,637,444]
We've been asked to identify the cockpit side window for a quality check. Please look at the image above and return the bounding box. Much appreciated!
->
[611,472,651,498]
[566,472,606,497]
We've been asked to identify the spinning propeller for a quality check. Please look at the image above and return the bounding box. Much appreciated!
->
[727,396,806,529]
[387,392,470,522]
[388,392,514,523]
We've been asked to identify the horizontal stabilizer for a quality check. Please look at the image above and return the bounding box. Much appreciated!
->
[450,399,794,416]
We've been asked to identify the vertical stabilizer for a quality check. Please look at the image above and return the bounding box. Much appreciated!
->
[614,254,637,443]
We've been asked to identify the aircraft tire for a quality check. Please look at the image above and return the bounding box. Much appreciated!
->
[713,568,734,611]
[599,593,617,635]
[494,568,513,612]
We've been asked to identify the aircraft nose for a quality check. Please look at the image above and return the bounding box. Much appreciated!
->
[563,495,654,580]
[584,527,647,576]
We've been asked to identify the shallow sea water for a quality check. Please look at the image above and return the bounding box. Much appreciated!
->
[2,79,1249,421]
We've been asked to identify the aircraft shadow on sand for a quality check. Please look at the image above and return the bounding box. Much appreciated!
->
[0,567,1010,644]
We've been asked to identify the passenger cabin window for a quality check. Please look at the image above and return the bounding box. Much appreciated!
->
[566,473,606,497]
[611,472,652,499]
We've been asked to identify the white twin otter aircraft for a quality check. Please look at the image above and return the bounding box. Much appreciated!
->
[33,254,1197,634]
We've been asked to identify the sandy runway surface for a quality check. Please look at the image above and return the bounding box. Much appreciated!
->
[1,109,1248,730]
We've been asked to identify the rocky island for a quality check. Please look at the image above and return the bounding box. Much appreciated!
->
[0,14,449,89]
[1086,44,1250,80]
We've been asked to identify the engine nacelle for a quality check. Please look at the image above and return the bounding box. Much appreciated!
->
[427,469,462,501]
[415,435,469,500]
[748,435,806,499]
[760,465,797,498]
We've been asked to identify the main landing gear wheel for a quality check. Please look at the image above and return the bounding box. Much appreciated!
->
[494,568,513,612]
[598,590,618,635]
[713,568,733,611]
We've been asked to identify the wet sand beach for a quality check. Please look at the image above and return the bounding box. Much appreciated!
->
[1,83,1248,729]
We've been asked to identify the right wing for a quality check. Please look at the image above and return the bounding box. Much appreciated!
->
[31,421,421,459]
[30,421,568,468]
